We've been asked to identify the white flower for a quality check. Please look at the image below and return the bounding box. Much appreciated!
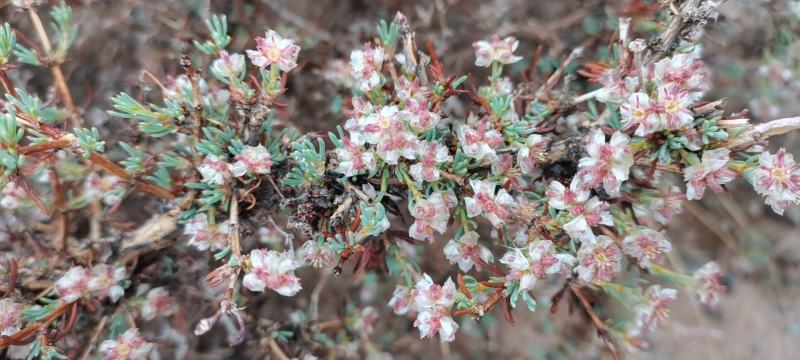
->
[620,92,660,136]
[140,287,176,321]
[457,120,504,163]
[692,261,725,309]
[409,191,456,243]
[246,30,300,72]
[230,144,272,176]
[546,177,590,211]
[298,239,336,268]
[56,266,91,303]
[197,155,233,185]
[622,228,672,269]
[443,231,494,272]
[574,236,623,284]
[413,274,456,311]
[633,285,677,333]
[183,214,230,251]
[684,148,737,200]
[211,51,245,81]
[577,130,634,197]
[0,298,22,336]
[414,308,459,342]
[500,240,576,291]
[472,35,523,67]
[99,328,153,360]
[243,249,302,296]
[517,134,550,175]
[464,179,515,228]
[388,285,415,315]
[334,137,376,177]
[409,141,451,183]
[412,274,459,342]
[88,264,127,303]
[751,148,800,215]
[350,44,385,91]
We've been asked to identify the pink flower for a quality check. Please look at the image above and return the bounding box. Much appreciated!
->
[443,231,494,272]
[653,53,709,100]
[183,214,230,251]
[395,76,429,103]
[632,185,685,226]
[413,274,457,311]
[88,264,127,303]
[298,239,336,268]
[211,51,245,80]
[563,196,612,242]
[388,285,415,315]
[246,30,300,72]
[350,43,385,91]
[99,328,153,360]
[472,35,523,67]
[575,236,623,284]
[140,287,176,321]
[414,309,459,342]
[622,228,672,269]
[376,122,419,165]
[634,285,677,333]
[457,120,504,163]
[197,155,233,185]
[683,148,737,200]
[403,98,441,132]
[0,298,22,336]
[412,274,458,342]
[594,68,638,103]
[1,181,27,209]
[547,178,590,211]
[652,84,694,129]
[500,240,576,291]
[517,134,550,175]
[230,144,272,176]
[335,137,376,177]
[355,105,399,145]
[56,266,91,303]
[465,179,515,228]
[620,92,660,136]
[752,148,800,215]
[409,191,457,243]
[692,261,725,309]
[577,130,634,197]
[243,249,302,296]
[409,141,451,183]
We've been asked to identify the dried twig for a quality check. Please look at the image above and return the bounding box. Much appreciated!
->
[27,8,78,125]
[568,283,622,360]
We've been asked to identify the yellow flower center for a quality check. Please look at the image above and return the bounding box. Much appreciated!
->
[771,167,788,182]
[268,48,281,62]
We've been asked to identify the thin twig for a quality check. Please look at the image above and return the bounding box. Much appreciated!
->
[78,315,108,360]
[267,337,291,360]
[728,116,800,149]
[568,283,622,360]
[27,8,78,124]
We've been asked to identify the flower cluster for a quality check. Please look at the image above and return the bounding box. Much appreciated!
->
[389,274,459,342]
[55,264,126,303]
[1,2,799,358]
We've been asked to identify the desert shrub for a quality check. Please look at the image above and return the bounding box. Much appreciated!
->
[0,1,799,359]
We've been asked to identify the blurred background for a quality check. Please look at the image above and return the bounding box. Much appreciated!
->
[3,0,800,358]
